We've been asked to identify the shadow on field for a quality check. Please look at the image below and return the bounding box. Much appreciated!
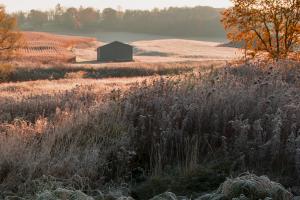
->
[10,65,193,82]
[76,60,135,64]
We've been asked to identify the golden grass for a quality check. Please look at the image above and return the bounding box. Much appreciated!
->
[0,76,149,99]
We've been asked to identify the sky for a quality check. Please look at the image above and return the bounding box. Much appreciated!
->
[1,0,232,13]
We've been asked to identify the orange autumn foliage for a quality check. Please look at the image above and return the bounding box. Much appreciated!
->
[222,0,300,60]
[0,6,23,61]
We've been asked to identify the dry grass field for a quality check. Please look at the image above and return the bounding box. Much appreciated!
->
[10,32,232,82]
[75,38,242,63]
[1,32,299,199]
[132,39,242,62]
[15,31,242,64]
[0,58,299,199]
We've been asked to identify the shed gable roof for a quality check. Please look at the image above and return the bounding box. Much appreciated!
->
[99,41,132,50]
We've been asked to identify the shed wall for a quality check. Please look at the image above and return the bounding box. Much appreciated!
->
[97,43,133,62]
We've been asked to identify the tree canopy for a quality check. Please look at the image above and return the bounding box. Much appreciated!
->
[14,5,226,39]
[0,6,22,61]
[222,0,300,60]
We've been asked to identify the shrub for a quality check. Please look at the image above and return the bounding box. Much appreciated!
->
[197,173,293,200]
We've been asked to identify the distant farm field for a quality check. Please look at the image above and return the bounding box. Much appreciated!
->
[16,31,242,64]
[17,32,97,63]
[48,30,228,43]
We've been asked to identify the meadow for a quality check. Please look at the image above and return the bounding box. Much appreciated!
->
[0,32,299,200]
[1,60,300,199]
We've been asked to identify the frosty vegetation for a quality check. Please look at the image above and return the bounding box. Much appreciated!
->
[0,60,299,199]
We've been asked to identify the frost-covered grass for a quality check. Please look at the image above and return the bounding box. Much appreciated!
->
[8,60,222,82]
[0,60,299,198]
[198,173,293,200]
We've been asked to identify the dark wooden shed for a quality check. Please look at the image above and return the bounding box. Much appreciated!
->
[97,41,133,62]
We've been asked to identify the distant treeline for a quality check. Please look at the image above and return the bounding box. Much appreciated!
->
[14,4,226,38]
